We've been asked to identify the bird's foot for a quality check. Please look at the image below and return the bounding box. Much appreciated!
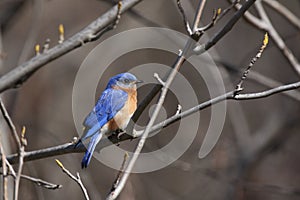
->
[116,129,126,140]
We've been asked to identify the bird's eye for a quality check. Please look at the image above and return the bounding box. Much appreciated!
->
[124,79,130,84]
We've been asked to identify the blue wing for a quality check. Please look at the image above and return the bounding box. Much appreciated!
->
[81,88,128,141]
[81,133,103,168]
[78,88,128,168]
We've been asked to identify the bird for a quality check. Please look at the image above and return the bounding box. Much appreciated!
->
[76,72,141,168]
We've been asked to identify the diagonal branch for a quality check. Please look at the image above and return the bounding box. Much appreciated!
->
[263,0,300,30]
[55,159,90,200]
[192,0,207,32]
[0,0,142,94]
[134,0,254,125]
[194,0,257,54]
[232,0,300,76]
[19,174,62,190]
[106,1,257,199]
[0,98,21,148]
[219,60,300,101]
[2,80,300,166]
[0,139,8,200]
[235,33,269,92]
[177,0,193,35]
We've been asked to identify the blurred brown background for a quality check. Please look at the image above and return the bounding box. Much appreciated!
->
[0,0,300,199]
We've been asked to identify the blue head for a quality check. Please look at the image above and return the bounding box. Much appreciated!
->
[106,73,142,89]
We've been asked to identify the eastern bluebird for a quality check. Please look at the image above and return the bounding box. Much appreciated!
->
[76,73,141,168]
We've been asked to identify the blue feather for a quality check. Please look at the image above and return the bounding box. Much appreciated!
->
[81,132,103,168]
[78,88,128,168]
[79,89,128,142]
[78,73,139,168]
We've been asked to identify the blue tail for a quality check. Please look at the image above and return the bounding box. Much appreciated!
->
[81,132,103,168]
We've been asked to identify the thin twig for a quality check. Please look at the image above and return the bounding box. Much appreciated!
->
[255,1,300,76]
[235,33,269,92]
[218,0,240,20]
[263,0,300,30]
[0,98,21,148]
[232,81,300,100]
[177,0,193,35]
[14,126,26,200]
[0,98,25,200]
[0,0,142,94]
[89,1,123,41]
[194,0,257,54]
[1,172,62,190]
[192,0,207,32]
[103,0,163,27]
[110,152,129,193]
[55,159,90,200]
[133,0,253,126]
[0,140,8,200]
[232,0,300,76]
[20,174,62,190]
[153,73,166,86]
[5,142,83,165]
[5,160,16,177]
[1,158,61,190]
[220,61,300,101]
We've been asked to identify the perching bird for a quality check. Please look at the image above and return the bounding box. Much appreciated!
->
[76,73,141,168]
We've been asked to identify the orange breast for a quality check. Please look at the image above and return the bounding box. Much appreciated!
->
[108,88,137,131]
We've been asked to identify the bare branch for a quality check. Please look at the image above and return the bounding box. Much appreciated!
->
[55,159,90,200]
[0,101,26,199]
[106,1,257,199]
[0,0,142,94]
[219,60,300,101]
[133,0,251,127]
[2,170,62,190]
[89,1,123,41]
[5,160,16,177]
[0,98,21,148]
[263,0,300,30]
[3,80,300,165]
[194,0,257,54]
[232,81,300,100]
[235,33,269,92]
[232,0,300,76]
[153,73,166,86]
[192,0,207,32]
[0,140,8,200]
[14,126,27,200]
[176,0,193,35]
[106,48,186,200]
[196,8,221,32]
[2,155,61,190]
[110,152,129,193]
[21,174,62,190]
[106,0,211,198]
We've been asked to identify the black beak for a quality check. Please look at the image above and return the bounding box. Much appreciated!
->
[135,80,143,84]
